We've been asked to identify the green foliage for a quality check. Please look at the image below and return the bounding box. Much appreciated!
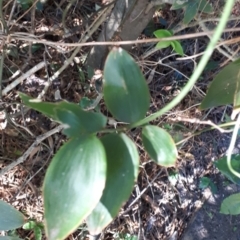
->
[142,125,178,167]
[0,200,25,231]
[17,0,45,11]
[87,133,139,234]
[214,155,240,185]
[153,29,184,56]
[43,136,106,240]
[171,0,213,24]
[23,220,44,240]
[113,233,138,240]
[103,47,150,123]
[200,59,240,112]
[20,47,178,239]
[220,193,240,215]
[20,93,107,138]
[199,177,217,194]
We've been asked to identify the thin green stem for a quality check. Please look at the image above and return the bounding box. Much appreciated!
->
[227,114,240,178]
[128,0,236,129]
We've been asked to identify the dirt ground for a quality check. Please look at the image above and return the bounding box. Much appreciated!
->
[182,177,240,240]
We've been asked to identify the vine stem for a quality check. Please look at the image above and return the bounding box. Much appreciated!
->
[128,0,236,129]
[227,113,240,178]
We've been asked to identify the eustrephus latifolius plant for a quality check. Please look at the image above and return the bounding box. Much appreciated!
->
[17,0,237,236]
[19,47,178,240]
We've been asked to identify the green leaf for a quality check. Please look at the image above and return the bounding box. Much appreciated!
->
[142,125,178,167]
[17,0,32,10]
[0,200,25,231]
[200,59,240,110]
[154,29,173,39]
[43,136,106,240]
[198,0,213,13]
[79,97,100,112]
[55,107,106,137]
[214,155,240,185]
[168,170,179,186]
[77,66,86,82]
[220,193,240,215]
[19,93,107,137]
[199,177,217,193]
[103,47,150,123]
[199,177,211,189]
[156,41,171,49]
[154,29,172,49]
[23,221,37,230]
[86,133,139,234]
[170,41,184,56]
[33,226,42,240]
[183,1,198,24]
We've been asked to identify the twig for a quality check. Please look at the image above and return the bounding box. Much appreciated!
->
[5,28,240,48]
[37,3,114,98]
[198,18,238,61]
[0,125,64,177]
[169,116,233,133]
[2,61,45,96]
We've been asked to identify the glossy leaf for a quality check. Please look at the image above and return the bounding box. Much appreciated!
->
[170,41,184,56]
[19,93,107,137]
[142,125,177,167]
[103,47,150,123]
[22,221,37,230]
[43,136,106,240]
[156,41,171,49]
[220,193,240,215]
[214,155,240,185]
[0,200,25,231]
[87,133,139,234]
[154,29,172,49]
[183,1,198,24]
[198,0,213,13]
[33,226,42,240]
[199,177,217,194]
[200,59,240,110]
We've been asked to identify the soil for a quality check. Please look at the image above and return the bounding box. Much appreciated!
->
[182,177,240,240]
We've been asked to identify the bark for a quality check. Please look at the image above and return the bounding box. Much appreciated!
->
[85,0,156,71]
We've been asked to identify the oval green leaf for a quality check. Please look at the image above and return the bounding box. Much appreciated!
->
[86,133,139,234]
[220,193,240,215]
[0,200,25,231]
[183,2,198,24]
[156,41,171,49]
[171,41,184,56]
[198,0,213,14]
[43,136,106,240]
[214,155,240,185]
[19,93,107,137]
[200,59,240,110]
[142,125,177,167]
[103,47,150,123]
